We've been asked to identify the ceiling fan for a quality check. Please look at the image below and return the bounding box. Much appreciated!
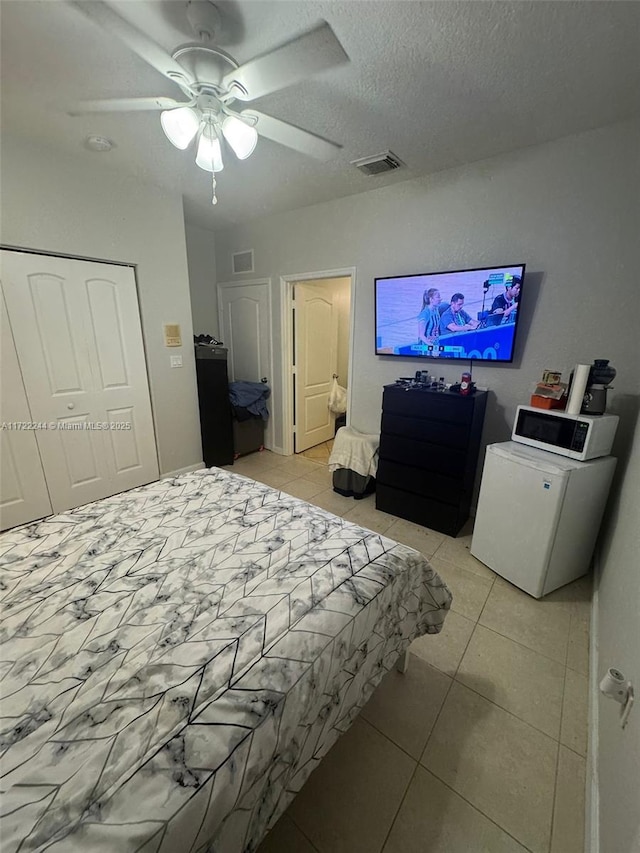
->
[68,0,349,204]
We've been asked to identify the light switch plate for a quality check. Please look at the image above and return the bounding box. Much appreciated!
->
[170,354,183,368]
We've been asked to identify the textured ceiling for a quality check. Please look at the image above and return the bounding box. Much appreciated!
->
[2,1,640,230]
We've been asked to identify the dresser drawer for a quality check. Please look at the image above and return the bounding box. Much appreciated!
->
[377,459,463,505]
[382,387,475,424]
[376,485,463,537]
[379,432,467,477]
[380,413,470,450]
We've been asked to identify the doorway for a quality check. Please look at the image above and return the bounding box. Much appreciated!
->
[217,279,274,451]
[280,268,356,458]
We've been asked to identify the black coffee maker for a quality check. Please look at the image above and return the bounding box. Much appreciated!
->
[582,360,616,415]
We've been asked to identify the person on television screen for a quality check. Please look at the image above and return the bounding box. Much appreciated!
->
[490,276,521,323]
[417,288,442,345]
[440,293,479,333]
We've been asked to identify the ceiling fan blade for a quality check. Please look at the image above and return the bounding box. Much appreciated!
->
[68,1,193,87]
[68,97,188,116]
[243,110,341,161]
[224,22,348,102]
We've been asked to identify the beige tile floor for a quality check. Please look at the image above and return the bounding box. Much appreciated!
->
[224,448,590,853]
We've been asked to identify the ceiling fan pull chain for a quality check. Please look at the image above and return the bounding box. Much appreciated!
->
[211,173,218,205]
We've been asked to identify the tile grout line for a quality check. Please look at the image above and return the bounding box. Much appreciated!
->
[475,618,571,668]
[450,617,569,741]
[415,615,477,774]
[378,762,421,853]
[416,766,539,853]
[548,667,569,852]
[473,616,567,664]
[549,603,574,852]
[433,601,568,749]
[451,583,569,742]
[382,610,580,755]
[416,629,547,853]
[377,674,457,853]
[360,715,423,765]
[473,572,497,623]
[286,814,322,852]
[421,623,553,853]
[360,662,453,765]
[452,671,563,744]
[451,613,480,681]
[562,743,587,761]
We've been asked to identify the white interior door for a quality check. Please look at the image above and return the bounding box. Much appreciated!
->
[294,282,338,453]
[0,290,53,530]
[218,280,272,447]
[1,251,159,513]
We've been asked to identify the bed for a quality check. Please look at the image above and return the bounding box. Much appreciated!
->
[0,468,451,852]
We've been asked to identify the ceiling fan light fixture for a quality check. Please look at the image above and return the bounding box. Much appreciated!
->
[160,106,200,150]
[222,115,258,160]
[196,122,224,172]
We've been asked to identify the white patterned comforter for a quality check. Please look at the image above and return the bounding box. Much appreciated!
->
[0,468,451,852]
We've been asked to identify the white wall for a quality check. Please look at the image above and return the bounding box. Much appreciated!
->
[214,120,639,462]
[1,136,203,475]
[595,413,640,853]
[185,222,219,337]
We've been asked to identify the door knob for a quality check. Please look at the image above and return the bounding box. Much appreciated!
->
[261,377,268,383]
[67,402,75,410]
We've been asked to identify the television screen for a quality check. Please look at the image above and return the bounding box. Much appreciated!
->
[375,263,526,362]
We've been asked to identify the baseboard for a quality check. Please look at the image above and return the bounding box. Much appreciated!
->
[161,462,205,478]
[587,548,601,853]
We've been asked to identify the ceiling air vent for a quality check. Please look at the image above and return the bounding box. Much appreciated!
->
[351,151,405,176]
[232,249,254,274]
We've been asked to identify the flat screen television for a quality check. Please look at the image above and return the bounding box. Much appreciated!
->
[375,263,526,362]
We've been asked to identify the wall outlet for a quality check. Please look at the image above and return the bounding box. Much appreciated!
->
[170,354,183,368]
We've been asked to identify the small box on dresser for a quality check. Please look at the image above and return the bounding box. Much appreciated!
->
[375,384,488,536]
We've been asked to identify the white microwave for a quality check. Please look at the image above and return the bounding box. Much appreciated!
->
[512,405,618,461]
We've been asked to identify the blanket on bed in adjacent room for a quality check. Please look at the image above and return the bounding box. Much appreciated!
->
[0,468,451,853]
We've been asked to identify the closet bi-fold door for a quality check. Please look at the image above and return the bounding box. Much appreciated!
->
[0,289,53,530]
[1,251,159,514]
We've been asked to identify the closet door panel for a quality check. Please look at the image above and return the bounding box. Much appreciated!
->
[0,289,52,530]
[2,254,110,510]
[57,414,103,487]
[86,278,130,389]
[82,269,158,490]
[29,273,89,396]
[1,251,158,514]
[106,405,143,473]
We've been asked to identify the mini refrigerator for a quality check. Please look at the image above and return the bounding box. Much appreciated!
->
[470,441,616,598]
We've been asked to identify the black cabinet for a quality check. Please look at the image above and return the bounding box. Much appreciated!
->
[195,347,234,467]
[376,385,488,536]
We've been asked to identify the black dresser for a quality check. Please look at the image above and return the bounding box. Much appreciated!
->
[376,385,488,536]
[195,346,234,467]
